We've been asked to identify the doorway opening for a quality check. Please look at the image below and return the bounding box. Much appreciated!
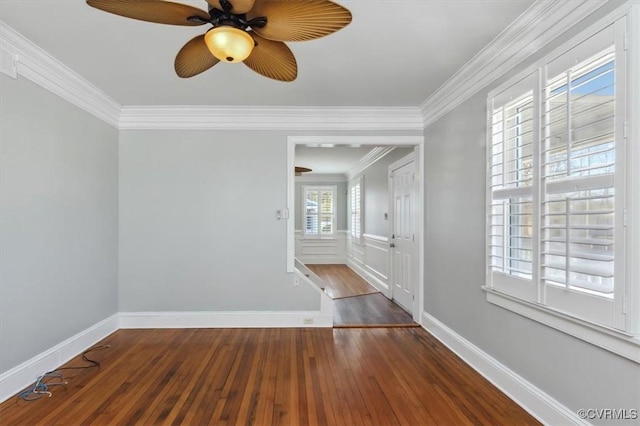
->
[287,136,424,325]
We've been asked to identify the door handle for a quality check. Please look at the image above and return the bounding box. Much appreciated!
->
[389,243,395,248]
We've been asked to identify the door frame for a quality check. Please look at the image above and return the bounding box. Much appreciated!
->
[388,152,419,318]
[286,135,424,323]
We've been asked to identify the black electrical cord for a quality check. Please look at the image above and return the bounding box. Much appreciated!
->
[52,345,109,372]
[18,345,110,401]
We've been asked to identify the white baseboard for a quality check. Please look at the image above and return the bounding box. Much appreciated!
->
[421,311,587,426]
[295,256,347,265]
[119,311,333,329]
[0,313,119,404]
[347,258,390,296]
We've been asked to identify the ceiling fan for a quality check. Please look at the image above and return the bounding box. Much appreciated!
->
[86,0,352,82]
[295,166,312,176]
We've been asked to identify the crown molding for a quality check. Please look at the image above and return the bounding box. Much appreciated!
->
[0,21,423,132]
[346,146,396,180]
[419,0,608,128]
[118,105,424,131]
[0,21,122,128]
[2,0,610,132]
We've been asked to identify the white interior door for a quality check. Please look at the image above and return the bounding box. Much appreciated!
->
[390,158,416,313]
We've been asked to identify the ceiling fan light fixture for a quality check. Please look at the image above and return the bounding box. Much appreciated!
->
[204,26,254,63]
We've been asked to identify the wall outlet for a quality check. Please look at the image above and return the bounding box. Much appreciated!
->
[303,317,314,325]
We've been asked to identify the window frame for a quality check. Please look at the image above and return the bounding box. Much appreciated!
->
[301,185,337,238]
[484,5,640,363]
[349,176,363,244]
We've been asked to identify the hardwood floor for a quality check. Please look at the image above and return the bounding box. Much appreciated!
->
[334,293,417,327]
[306,264,378,299]
[306,264,416,327]
[0,328,539,426]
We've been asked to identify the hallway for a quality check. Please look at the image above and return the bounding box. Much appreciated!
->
[305,264,417,328]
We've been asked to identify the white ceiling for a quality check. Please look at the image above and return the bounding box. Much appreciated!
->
[295,145,374,175]
[0,0,534,107]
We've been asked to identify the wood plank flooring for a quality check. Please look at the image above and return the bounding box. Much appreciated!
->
[306,264,378,299]
[334,293,417,327]
[306,264,416,327]
[0,328,539,426]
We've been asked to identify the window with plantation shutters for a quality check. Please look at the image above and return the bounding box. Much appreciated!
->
[350,177,363,243]
[542,42,617,303]
[302,186,336,237]
[488,74,537,300]
[486,15,634,337]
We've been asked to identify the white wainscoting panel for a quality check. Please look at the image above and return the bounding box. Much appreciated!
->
[346,234,390,296]
[0,314,120,404]
[295,230,347,264]
[351,241,365,266]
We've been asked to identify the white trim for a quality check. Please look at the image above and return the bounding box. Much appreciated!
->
[421,311,588,426]
[0,314,119,404]
[287,139,297,272]
[484,3,640,355]
[627,3,640,335]
[347,257,390,296]
[349,176,364,244]
[119,106,424,131]
[0,40,17,79]
[419,0,608,128]
[301,184,337,238]
[388,151,423,322]
[293,262,335,318]
[295,256,346,265]
[484,288,640,364]
[295,230,348,265]
[0,22,422,132]
[0,21,121,128]
[487,5,632,101]
[346,147,395,180]
[119,310,333,329]
[362,233,388,243]
[0,1,609,132]
[288,136,425,146]
[287,136,424,274]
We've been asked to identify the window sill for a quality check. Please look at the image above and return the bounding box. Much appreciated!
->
[482,286,640,364]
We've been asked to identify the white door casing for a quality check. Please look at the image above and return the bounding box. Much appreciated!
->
[287,136,424,324]
[389,155,417,313]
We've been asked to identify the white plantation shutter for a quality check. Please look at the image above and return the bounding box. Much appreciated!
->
[303,186,336,237]
[320,189,334,234]
[486,19,628,331]
[304,188,319,235]
[539,27,625,326]
[488,73,538,300]
[542,43,616,296]
[350,177,362,243]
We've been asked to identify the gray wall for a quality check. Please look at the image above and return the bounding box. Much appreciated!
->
[118,130,420,312]
[118,130,322,312]
[359,148,413,237]
[422,2,640,420]
[0,75,119,373]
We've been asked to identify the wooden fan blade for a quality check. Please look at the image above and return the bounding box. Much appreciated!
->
[206,0,255,14]
[243,33,297,82]
[86,0,210,26]
[174,34,220,78]
[247,0,352,42]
